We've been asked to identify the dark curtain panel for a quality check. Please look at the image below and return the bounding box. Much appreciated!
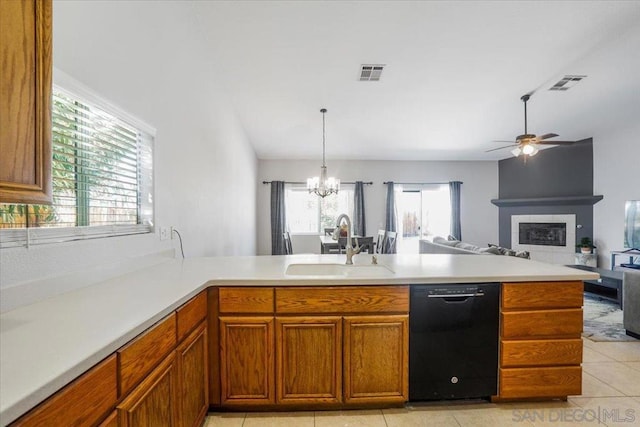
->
[270,181,287,255]
[353,181,366,236]
[449,181,462,240]
[385,182,397,232]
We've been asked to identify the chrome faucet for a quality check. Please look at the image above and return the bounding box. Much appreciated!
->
[332,213,361,265]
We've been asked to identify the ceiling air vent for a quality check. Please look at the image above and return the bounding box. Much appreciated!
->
[360,64,385,81]
[549,75,587,91]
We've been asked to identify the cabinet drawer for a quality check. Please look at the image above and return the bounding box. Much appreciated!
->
[275,286,409,314]
[501,339,583,367]
[118,313,177,396]
[177,290,207,342]
[219,287,274,313]
[501,309,582,339]
[11,355,117,427]
[502,282,583,310]
[499,366,581,398]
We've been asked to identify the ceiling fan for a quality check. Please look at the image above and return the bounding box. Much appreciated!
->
[487,94,575,158]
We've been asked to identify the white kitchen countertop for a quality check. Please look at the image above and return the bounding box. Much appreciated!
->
[0,254,598,425]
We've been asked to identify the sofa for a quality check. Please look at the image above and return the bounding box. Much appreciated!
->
[419,236,530,258]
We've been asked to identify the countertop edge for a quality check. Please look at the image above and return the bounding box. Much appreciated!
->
[0,255,599,425]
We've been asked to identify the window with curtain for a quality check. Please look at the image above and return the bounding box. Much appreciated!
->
[395,184,451,253]
[285,184,354,234]
[0,84,154,248]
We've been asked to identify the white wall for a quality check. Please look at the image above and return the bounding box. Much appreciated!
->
[0,2,257,293]
[593,122,640,268]
[257,160,499,255]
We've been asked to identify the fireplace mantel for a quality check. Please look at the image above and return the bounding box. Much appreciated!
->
[491,195,603,207]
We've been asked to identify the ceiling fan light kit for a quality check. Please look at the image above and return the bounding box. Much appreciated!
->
[487,93,576,160]
[307,108,340,198]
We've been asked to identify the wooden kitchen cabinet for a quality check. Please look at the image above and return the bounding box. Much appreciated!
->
[117,351,179,427]
[215,285,410,410]
[0,0,52,204]
[9,292,209,427]
[219,316,275,405]
[97,411,118,427]
[176,322,209,427]
[117,312,177,397]
[276,316,342,404]
[497,281,583,400]
[343,315,409,404]
[10,354,117,427]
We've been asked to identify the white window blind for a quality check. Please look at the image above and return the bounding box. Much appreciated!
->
[0,85,154,248]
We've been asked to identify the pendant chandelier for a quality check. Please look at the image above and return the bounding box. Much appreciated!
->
[307,108,340,197]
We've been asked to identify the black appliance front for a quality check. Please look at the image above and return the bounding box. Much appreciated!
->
[409,283,500,401]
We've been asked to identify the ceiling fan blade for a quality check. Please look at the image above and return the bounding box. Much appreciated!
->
[491,140,516,143]
[485,144,517,153]
[538,133,559,140]
[537,140,575,145]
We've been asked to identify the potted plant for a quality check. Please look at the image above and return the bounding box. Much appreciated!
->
[577,237,596,254]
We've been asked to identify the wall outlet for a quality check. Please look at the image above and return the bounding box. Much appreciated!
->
[159,227,170,241]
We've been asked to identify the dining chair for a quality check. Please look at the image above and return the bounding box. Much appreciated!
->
[324,227,336,236]
[384,231,397,254]
[376,229,386,254]
[357,236,375,254]
[283,232,293,255]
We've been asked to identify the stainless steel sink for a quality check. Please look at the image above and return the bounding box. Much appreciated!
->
[285,263,395,277]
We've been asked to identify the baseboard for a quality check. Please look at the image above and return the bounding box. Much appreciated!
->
[625,330,640,339]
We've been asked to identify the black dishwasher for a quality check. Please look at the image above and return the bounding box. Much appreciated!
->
[409,283,499,401]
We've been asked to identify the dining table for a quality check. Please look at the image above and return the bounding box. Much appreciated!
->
[319,235,374,254]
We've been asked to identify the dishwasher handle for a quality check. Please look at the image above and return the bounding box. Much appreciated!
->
[427,293,484,298]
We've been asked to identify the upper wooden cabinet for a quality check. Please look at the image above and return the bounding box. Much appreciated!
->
[0,0,52,204]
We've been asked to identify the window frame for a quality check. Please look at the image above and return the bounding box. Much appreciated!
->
[0,69,156,249]
[285,183,354,235]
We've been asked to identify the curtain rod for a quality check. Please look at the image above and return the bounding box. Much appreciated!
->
[382,181,463,185]
[263,181,373,185]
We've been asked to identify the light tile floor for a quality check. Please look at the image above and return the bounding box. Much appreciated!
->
[206,338,640,427]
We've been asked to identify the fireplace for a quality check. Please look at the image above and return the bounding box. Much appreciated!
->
[511,215,576,264]
[519,222,567,246]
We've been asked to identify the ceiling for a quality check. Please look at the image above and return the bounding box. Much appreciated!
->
[192,1,640,161]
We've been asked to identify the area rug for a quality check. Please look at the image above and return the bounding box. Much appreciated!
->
[582,294,637,342]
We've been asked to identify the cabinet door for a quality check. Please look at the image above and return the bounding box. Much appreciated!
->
[0,0,52,204]
[176,322,209,427]
[343,315,409,404]
[276,316,342,404]
[219,316,275,405]
[117,352,178,427]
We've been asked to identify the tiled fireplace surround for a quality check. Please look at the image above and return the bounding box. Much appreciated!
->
[511,214,577,265]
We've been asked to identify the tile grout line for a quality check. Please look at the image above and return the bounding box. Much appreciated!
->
[380,408,388,427]
[581,371,628,398]
[583,361,640,396]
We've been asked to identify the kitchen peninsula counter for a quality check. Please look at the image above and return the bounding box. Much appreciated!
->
[0,254,598,425]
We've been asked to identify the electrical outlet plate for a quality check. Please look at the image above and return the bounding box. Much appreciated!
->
[159,227,169,241]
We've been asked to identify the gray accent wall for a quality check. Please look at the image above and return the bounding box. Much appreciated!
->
[497,139,596,248]
[499,139,593,198]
